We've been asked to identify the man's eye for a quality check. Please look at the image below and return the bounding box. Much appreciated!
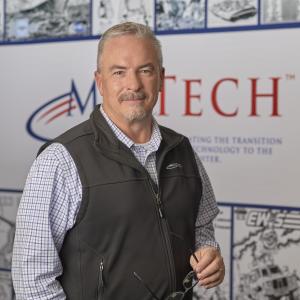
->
[140,69,151,74]
[113,71,124,76]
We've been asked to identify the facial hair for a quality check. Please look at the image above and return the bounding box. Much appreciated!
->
[118,91,148,122]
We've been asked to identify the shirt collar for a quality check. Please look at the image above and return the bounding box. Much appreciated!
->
[100,105,162,152]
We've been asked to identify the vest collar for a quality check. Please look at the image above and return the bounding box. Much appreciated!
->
[89,104,184,172]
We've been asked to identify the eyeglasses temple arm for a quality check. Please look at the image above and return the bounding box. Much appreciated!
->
[190,250,199,264]
[133,272,160,300]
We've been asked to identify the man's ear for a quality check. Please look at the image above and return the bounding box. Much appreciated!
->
[159,67,165,92]
[94,70,104,96]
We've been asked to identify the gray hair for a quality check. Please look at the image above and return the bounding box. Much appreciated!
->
[96,22,163,71]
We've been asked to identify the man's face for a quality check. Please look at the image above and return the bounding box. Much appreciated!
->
[95,35,164,125]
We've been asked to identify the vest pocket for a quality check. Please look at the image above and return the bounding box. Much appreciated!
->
[97,258,105,300]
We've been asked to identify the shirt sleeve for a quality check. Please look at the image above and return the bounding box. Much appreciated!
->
[12,143,82,300]
[193,151,220,251]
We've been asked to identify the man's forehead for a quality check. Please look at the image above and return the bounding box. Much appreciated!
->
[100,35,159,66]
[102,34,154,50]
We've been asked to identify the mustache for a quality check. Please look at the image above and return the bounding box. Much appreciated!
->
[119,91,147,101]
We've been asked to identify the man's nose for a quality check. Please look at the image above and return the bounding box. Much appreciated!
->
[126,71,142,91]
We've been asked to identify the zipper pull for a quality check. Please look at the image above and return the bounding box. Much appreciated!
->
[97,259,105,300]
[99,259,104,287]
[157,197,165,219]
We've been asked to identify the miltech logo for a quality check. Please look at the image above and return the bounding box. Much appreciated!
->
[26,80,98,142]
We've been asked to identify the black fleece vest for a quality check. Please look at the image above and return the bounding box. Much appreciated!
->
[39,105,202,300]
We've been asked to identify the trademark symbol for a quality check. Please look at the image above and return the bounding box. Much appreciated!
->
[286,74,296,80]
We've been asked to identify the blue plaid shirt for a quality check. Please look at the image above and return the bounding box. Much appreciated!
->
[12,106,219,300]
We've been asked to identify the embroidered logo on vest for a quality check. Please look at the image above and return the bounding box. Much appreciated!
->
[166,163,182,170]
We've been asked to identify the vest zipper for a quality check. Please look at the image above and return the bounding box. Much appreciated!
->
[97,258,104,300]
[147,179,177,293]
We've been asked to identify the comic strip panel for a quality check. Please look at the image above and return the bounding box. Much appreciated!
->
[261,0,300,24]
[207,0,258,28]
[0,191,20,271]
[5,0,91,41]
[0,191,20,300]
[233,207,300,300]
[193,205,231,300]
[156,0,205,31]
[92,0,154,35]
[0,271,14,300]
[0,0,3,40]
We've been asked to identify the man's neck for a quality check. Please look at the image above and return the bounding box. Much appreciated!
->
[122,121,152,144]
[101,106,153,144]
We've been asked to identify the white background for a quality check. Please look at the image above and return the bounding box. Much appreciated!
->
[1,29,299,206]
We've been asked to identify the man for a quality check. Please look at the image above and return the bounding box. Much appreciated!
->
[12,22,224,299]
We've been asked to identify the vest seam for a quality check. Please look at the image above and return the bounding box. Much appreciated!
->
[77,238,106,258]
[77,229,84,300]
[57,127,94,146]
[81,177,148,189]
[63,131,93,144]
[74,187,89,227]
[160,174,201,179]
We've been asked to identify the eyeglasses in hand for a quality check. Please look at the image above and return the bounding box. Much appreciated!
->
[133,232,199,300]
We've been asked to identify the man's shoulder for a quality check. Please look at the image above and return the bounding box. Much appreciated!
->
[158,124,188,143]
[38,119,93,157]
[55,119,93,145]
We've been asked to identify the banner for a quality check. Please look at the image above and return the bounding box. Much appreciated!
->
[1,1,300,299]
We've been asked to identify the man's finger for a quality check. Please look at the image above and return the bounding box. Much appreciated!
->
[197,258,223,280]
[198,265,224,282]
[191,249,217,273]
[198,266,225,289]
[200,278,223,289]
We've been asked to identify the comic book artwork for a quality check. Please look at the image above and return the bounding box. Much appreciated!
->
[0,188,300,300]
[0,272,14,300]
[193,206,231,300]
[207,0,258,27]
[0,215,14,271]
[0,0,3,39]
[156,0,205,31]
[233,207,300,300]
[261,0,300,24]
[0,191,20,300]
[92,0,154,35]
[5,0,90,40]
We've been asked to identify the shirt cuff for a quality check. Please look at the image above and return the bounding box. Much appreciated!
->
[195,240,221,252]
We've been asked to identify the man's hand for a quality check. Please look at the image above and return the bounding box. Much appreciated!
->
[190,246,225,289]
